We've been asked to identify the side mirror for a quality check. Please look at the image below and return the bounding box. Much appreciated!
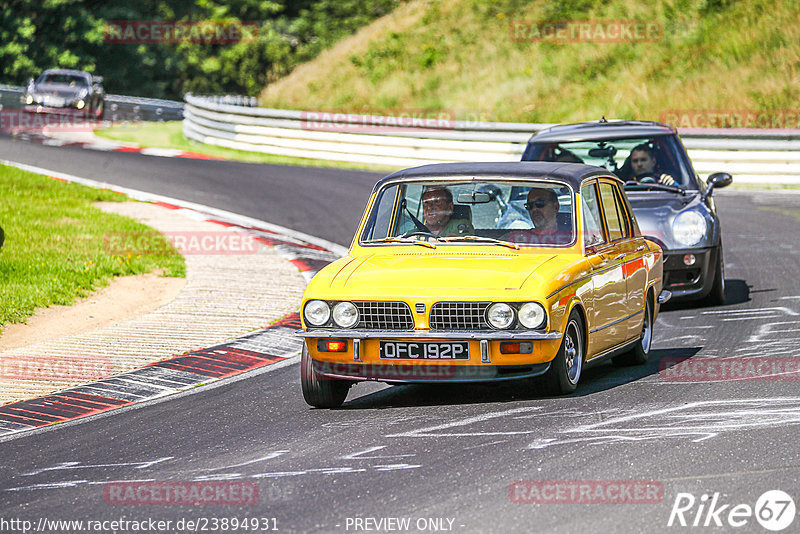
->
[701,172,732,201]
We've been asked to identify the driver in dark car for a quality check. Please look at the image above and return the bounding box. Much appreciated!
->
[630,144,676,186]
[421,187,474,237]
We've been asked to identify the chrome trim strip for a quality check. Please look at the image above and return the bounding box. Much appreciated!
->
[588,309,644,334]
[480,340,490,363]
[353,338,361,362]
[296,329,562,340]
[658,290,672,304]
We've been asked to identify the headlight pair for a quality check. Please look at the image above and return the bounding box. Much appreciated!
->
[486,302,546,330]
[304,300,359,328]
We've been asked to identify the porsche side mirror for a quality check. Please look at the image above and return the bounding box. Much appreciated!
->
[702,172,732,201]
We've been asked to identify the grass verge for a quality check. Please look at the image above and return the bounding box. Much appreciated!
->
[95,121,397,172]
[0,163,185,329]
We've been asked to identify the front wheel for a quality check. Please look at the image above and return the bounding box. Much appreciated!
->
[613,295,653,366]
[538,310,584,395]
[704,246,725,306]
[300,346,352,408]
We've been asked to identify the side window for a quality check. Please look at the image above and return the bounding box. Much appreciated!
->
[362,185,399,240]
[580,182,605,248]
[599,182,627,241]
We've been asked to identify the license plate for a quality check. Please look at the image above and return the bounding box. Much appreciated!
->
[379,341,469,360]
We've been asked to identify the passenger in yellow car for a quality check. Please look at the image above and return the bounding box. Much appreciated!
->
[504,188,570,245]
[421,187,474,236]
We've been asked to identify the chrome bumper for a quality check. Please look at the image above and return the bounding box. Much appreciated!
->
[295,329,562,340]
[658,289,672,304]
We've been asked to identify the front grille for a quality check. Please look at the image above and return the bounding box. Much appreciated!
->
[354,301,414,330]
[430,302,491,330]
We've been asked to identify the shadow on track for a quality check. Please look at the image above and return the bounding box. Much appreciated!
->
[337,347,702,410]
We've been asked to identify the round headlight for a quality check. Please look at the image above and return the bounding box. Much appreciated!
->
[76,99,85,110]
[673,211,707,247]
[25,94,33,105]
[487,303,515,329]
[304,300,330,326]
[332,301,359,328]
[518,302,546,329]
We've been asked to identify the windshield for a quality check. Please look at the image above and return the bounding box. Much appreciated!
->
[523,134,696,189]
[37,73,88,86]
[360,179,576,247]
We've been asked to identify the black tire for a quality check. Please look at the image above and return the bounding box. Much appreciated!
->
[538,310,584,395]
[613,294,653,366]
[704,245,725,306]
[300,345,351,408]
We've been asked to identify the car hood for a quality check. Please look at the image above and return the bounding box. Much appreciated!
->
[626,190,714,250]
[309,251,579,299]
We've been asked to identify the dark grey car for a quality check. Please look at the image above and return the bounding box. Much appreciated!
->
[522,120,732,304]
[22,69,104,118]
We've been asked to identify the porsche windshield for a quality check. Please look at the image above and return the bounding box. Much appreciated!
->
[37,73,88,86]
[360,179,576,247]
[523,135,695,189]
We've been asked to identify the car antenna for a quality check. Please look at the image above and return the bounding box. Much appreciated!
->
[599,116,608,123]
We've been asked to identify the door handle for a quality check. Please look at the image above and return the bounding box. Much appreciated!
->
[612,253,625,260]
[635,244,647,252]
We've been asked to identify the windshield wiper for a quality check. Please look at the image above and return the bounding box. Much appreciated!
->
[624,181,686,195]
[367,237,437,249]
[439,235,520,249]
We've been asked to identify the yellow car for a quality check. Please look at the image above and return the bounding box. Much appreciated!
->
[297,162,669,408]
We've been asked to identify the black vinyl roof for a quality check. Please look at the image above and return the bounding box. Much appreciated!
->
[529,120,676,143]
[374,161,617,192]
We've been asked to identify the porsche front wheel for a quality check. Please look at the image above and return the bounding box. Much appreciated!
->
[300,346,351,408]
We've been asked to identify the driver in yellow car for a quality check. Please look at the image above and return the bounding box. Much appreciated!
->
[630,144,676,186]
[421,187,474,237]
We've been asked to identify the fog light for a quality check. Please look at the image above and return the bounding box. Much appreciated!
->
[683,254,696,266]
[500,342,533,354]
[317,340,347,352]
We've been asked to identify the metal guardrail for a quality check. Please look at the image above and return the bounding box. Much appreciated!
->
[183,94,800,183]
[0,84,183,122]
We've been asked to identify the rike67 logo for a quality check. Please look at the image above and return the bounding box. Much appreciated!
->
[668,490,796,531]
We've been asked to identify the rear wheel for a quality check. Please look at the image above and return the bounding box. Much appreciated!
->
[613,294,653,366]
[704,245,725,306]
[300,346,352,408]
[538,310,584,395]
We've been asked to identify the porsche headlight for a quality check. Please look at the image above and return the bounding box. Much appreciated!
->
[332,301,359,328]
[304,300,330,326]
[24,94,33,105]
[673,211,707,247]
[76,99,85,110]
[487,303,515,329]
[518,302,546,329]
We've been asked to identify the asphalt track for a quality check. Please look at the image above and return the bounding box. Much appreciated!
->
[2,134,800,533]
